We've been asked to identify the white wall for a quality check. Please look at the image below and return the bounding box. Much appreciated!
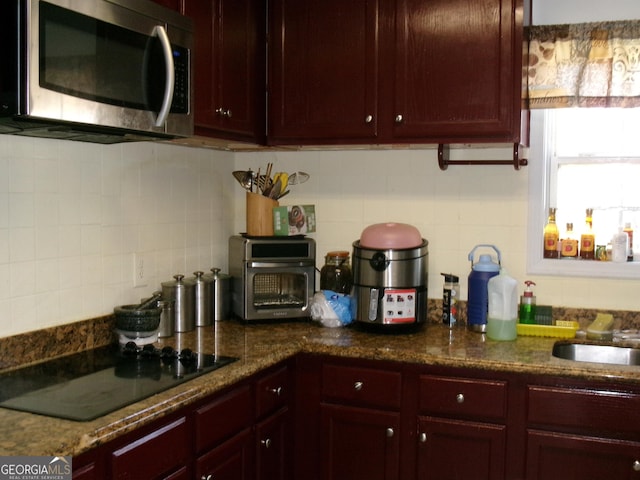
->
[533,0,640,24]
[0,136,235,336]
[2,0,640,338]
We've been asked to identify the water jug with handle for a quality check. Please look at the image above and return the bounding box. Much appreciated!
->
[467,244,501,332]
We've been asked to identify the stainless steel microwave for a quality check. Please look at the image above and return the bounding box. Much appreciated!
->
[0,0,193,143]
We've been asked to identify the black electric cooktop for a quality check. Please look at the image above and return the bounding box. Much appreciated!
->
[0,343,237,422]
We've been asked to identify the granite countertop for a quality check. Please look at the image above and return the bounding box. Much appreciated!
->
[1,321,639,458]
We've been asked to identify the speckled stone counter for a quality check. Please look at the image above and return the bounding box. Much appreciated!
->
[1,320,639,458]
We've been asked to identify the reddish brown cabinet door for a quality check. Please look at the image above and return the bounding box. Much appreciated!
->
[526,430,640,480]
[255,408,292,480]
[110,417,190,480]
[393,0,524,143]
[195,428,255,480]
[416,416,506,480]
[320,404,400,480]
[268,0,382,144]
[185,0,266,143]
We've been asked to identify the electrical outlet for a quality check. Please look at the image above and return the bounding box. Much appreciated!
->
[133,253,148,287]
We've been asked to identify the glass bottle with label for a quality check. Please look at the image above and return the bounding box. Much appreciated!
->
[320,251,353,294]
[580,208,595,260]
[624,222,634,261]
[543,208,559,259]
[561,223,579,259]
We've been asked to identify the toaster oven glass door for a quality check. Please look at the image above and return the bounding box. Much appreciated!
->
[251,271,308,309]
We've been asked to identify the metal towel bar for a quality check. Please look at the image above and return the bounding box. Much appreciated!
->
[437,143,528,170]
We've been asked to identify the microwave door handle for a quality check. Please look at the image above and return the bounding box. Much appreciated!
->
[152,25,175,128]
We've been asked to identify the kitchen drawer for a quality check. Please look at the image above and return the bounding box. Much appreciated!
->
[194,384,253,453]
[527,385,640,437]
[111,417,189,480]
[322,363,402,410]
[256,365,290,419]
[419,375,507,421]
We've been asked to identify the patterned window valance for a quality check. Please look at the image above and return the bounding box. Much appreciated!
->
[527,20,640,108]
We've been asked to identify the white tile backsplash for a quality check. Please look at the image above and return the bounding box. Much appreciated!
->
[0,135,638,337]
[0,136,235,337]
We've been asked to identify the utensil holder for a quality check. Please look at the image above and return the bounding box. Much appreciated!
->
[246,192,279,236]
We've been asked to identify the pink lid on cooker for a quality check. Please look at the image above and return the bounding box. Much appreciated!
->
[359,222,423,249]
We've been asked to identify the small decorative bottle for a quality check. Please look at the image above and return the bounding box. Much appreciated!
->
[580,208,595,260]
[611,228,629,263]
[624,223,634,262]
[543,208,559,259]
[561,223,579,259]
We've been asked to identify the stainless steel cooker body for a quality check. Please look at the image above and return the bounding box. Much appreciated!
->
[352,240,428,327]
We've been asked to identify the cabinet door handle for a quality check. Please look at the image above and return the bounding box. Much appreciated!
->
[395,114,403,123]
[633,460,640,471]
[365,114,373,123]
[386,428,394,438]
[270,386,283,396]
[456,393,465,404]
[215,108,232,118]
[201,475,213,480]
[419,432,427,443]
[261,438,272,448]
[354,381,364,391]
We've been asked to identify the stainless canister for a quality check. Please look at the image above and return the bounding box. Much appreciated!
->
[190,271,211,327]
[203,267,231,321]
[157,299,175,337]
[161,274,195,332]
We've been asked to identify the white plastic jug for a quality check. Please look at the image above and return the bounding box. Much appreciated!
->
[486,269,518,341]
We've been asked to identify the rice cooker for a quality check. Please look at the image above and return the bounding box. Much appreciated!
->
[351,223,428,330]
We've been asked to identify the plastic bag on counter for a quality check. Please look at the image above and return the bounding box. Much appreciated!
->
[310,290,353,328]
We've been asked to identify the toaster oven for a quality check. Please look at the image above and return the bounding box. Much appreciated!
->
[228,235,316,322]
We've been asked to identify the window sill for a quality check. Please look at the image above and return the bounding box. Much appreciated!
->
[527,257,640,279]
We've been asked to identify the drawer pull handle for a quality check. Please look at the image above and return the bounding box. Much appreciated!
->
[201,475,213,480]
[419,432,427,443]
[395,114,403,123]
[456,393,465,404]
[633,460,640,471]
[354,381,364,391]
[365,114,373,123]
[270,386,282,396]
[261,438,272,448]
[386,428,394,438]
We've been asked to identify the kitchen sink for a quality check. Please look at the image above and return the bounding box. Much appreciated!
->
[552,342,640,366]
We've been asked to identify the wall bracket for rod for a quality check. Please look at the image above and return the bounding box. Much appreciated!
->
[437,143,528,171]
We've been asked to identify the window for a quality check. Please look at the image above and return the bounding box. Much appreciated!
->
[527,109,640,279]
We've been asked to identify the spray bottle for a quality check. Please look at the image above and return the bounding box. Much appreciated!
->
[518,281,537,324]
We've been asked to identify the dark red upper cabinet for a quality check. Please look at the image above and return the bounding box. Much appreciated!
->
[185,0,266,143]
[392,0,524,144]
[268,0,382,144]
[268,0,528,146]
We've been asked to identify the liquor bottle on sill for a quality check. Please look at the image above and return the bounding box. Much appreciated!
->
[580,208,595,260]
[561,223,579,259]
[624,222,634,261]
[543,207,559,259]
